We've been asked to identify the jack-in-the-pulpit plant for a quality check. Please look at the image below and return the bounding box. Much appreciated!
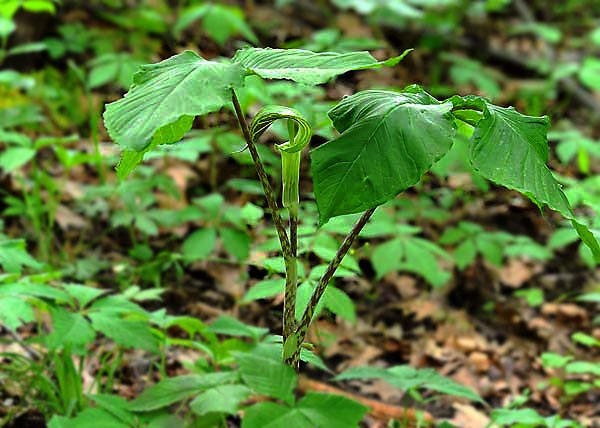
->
[103,46,600,368]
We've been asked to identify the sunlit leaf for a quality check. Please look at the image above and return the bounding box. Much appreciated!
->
[104,51,245,152]
[242,393,367,428]
[233,47,410,85]
[129,373,237,411]
[311,87,455,224]
[453,96,600,261]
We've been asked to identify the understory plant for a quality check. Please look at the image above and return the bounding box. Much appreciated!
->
[101,46,600,425]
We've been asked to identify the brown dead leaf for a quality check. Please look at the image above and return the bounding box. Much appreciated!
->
[456,336,479,352]
[166,163,196,194]
[336,13,372,38]
[451,403,491,428]
[55,204,87,230]
[527,316,554,338]
[401,294,446,322]
[451,367,480,394]
[469,351,491,373]
[498,259,535,288]
[204,262,245,300]
[541,303,588,322]
[392,274,418,299]
[346,345,383,368]
[63,180,85,199]
[359,379,403,402]
[448,173,474,190]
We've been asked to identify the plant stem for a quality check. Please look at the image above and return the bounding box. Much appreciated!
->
[231,91,291,258]
[286,207,376,366]
[284,207,298,343]
[231,90,298,359]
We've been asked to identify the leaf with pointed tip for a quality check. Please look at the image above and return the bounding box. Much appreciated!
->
[129,372,237,411]
[456,96,600,261]
[232,47,410,85]
[236,349,296,405]
[311,87,456,224]
[190,385,251,416]
[116,115,194,179]
[242,393,367,428]
[103,51,245,152]
[335,365,483,403]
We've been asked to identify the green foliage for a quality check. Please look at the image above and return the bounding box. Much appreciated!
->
[336,365,483,403]
[88,53,144,90]
[104,51,244,152]
[311,87,455,224]
[286,28,383,53]
[443,53,501,98]
[550,128,600,175]
[191,384,251,416]
[175,3,258,46]
[104,46,597,266]
[539,329,600,403]
[331,0,441,19]
[0,277,159,352]
[129,373,237,411]
[3,2,599,423]
[105,47,405,176]
[0,238,42,274]
[236,348,297,404]
[451,96,600,261]
[440,221,551,269]
[511,23,562,44]
[74,340,362,427]
[579,57,600,91]
[181,193,259,262]
[232,47,410,85]
[491,408,581,428]
[242,393,367,428]
[362,218,451,287]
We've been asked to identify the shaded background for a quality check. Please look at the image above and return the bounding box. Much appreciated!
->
[1,0,600,427]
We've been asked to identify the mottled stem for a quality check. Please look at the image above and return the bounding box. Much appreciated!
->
[284,208,298,342]
[231,90,298,365]
[285,207,376,366]
[231,90,292,260]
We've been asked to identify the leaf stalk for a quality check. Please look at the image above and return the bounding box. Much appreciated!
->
[284,207,376,366]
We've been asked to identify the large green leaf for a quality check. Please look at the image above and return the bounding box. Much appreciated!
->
[88,313,159,352]
[0,147,36,172]
[48,408,128,428]
[459,97,600,261]
[242,393,368,428]
[0,297,34,330]
[129,373,237,411]
[47,307,96,349]
[235,349,297,405]
[103,51,245,152]
[311,87,456,224]
[232,47,410,85]
[0,239,42,273]
[190,385,251,416]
